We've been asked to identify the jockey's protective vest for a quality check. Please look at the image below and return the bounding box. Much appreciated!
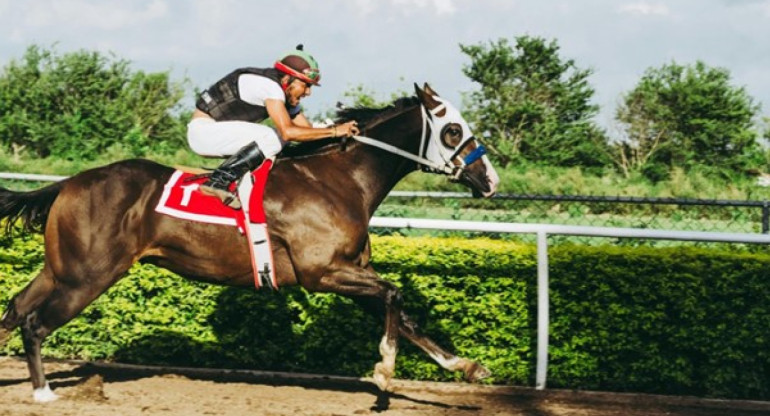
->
[195,67,301,122]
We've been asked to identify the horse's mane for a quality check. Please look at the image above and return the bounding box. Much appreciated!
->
[336,96,419,127]
[279,96,420,159]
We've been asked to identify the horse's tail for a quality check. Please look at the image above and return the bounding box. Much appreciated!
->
[0,182,63,235]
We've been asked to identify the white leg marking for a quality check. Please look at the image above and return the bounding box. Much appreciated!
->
[33,382,59,403]
[428,352,463,371]
[374,335,397,391]
[379,335,397,364]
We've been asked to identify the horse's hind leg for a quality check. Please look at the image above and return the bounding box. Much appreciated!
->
[352,294,491,383]
[398,311,491,382]
[0,268,56,347]
[20,267,129,402]
[0,267,59,402]
[20,310,58,402]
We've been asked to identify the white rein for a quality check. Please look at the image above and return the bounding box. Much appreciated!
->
[351,103,457,176]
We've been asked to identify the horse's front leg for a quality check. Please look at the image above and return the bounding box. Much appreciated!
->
[310,265,402,391]
[352,288,492,384]
[372,285,401,391]
[399,311,491,382]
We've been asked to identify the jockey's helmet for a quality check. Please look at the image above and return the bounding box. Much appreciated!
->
[274,45,321,86]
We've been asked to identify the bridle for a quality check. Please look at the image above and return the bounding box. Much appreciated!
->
[352,101,487,180]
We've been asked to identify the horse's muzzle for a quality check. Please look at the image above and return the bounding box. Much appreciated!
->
[459,170,494,198]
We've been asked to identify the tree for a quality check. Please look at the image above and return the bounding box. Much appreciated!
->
[460,36,611,169]
[614,61,763,179]
[338,84,407,109]
[312,83,411,125]
[0,45,188,160]
[758,117,770,172]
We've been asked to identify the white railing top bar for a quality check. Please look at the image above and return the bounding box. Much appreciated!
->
[369,217,770,244]
[0,172,68,182]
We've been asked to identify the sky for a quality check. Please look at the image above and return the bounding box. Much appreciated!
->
[1,0,769,133]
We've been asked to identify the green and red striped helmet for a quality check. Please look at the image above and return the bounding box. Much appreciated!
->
[274,44,321,86]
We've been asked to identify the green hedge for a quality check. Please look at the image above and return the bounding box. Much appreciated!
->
[1,233,768,400]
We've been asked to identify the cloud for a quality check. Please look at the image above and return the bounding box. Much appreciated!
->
[22,0,168,30]
[721,0,770,6]
[347,0,380,15]
[190,0,241,47]
[618,2,670,16]
[1,0,769,126]
[347,0,457,16]
[392,0,457,15]
[402,0,456,15]
[713,0,770,20]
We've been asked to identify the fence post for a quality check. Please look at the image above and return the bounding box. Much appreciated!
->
[535,231,550,390]
[763,201,769,234]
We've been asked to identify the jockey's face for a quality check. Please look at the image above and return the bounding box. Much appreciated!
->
[284,78,312,107]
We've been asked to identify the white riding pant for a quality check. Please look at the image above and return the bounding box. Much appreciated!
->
[187,118,286,158]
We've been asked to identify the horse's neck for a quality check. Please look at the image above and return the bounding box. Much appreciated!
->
[348,123,422,215]
[273,105,423,216]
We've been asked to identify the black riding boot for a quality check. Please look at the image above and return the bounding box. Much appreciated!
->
[200,142,265,209]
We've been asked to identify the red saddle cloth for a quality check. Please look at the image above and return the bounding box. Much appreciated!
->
[154,161,276,290]
[155,160,273,226]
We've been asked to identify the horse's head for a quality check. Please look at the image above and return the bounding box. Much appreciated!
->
[414,83,499,198]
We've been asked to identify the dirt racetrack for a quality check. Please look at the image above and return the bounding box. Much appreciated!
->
[1,357,769,416]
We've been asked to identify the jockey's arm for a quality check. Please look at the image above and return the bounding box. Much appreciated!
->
[291,112,313,128]
[265,99,358,142]
[265,99,333,142]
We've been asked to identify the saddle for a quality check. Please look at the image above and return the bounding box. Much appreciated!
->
[154,161,277,290]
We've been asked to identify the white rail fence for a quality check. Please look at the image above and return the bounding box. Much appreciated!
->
[0,172,68,182]
[369,218,770,390]
[4,172,770,390]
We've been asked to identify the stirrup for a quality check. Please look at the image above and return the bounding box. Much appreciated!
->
[199,184,242,209]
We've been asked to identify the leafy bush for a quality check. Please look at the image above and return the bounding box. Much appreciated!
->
[1,232,769,400]
[547,245,770,398]
[0,45,188,160]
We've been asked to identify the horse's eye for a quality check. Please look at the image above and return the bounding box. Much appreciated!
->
[441,124,463,148]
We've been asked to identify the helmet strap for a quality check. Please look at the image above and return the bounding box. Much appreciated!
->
[274,61,318,86]
[280,75,296,92]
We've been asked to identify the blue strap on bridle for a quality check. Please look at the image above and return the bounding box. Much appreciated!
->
[463,145,487,166]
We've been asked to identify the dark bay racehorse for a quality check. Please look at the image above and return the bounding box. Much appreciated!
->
[0,84,499,402]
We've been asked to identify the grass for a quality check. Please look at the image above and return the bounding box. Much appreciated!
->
[2,146,768,200]
[396,162,770,201]
[2,148,766,250]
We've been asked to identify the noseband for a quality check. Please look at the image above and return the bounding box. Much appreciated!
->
[352,103,487,179]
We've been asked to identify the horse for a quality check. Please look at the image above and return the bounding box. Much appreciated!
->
[0,83,499,402]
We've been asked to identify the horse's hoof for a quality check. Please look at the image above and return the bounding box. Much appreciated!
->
[465,362,492,383]
[33,382,59,403]
[373,372,390,392]
[373,362,393,392]
[0,327,11,348]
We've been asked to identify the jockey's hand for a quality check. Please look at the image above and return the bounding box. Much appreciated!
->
[336,121,359,138]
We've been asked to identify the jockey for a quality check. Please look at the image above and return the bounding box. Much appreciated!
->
[188,44,359,209]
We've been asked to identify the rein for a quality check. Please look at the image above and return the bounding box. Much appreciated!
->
[352,135,454,175]
[352,102,486,179]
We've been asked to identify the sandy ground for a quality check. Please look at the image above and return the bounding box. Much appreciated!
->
[1,357,769,416]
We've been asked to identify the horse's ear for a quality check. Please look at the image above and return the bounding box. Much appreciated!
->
[423,83,440,97]
[415,82,441,110]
